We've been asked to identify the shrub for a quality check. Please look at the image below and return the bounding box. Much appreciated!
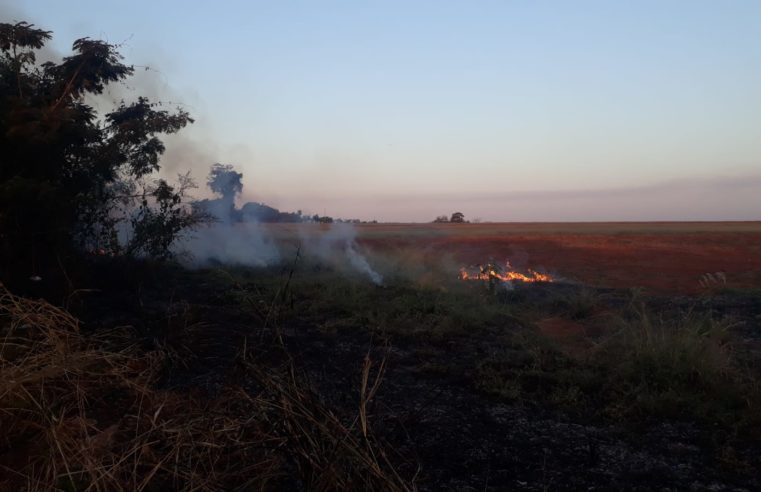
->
[0,22,204,285]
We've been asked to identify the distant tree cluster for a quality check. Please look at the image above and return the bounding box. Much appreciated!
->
[433,212,468,223]
[240,202,301,223]
[192,165,370,225]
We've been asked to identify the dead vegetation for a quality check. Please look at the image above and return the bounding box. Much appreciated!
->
[0,283,414,491]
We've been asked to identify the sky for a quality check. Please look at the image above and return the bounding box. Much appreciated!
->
[7,1,761,221]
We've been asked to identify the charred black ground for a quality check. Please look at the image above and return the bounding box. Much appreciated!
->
[22,258,757,490]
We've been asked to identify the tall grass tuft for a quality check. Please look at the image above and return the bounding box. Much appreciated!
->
[596,305,756,426]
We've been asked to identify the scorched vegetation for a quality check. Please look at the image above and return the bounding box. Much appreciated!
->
[1,19,761,492]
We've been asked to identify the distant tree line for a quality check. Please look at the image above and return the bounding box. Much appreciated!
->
[192,165,372,224]
[195,197,373,225]
[433,212,468,223]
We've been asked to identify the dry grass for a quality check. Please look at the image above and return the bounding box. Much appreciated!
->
[593,306,752,423]
[0,283,414,491]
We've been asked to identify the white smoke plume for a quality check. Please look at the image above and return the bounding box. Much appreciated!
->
[346,241,383,285]
[174,164,279,267]
[300,222,383,285]
[177,221,279,267]
[160,164,382,284]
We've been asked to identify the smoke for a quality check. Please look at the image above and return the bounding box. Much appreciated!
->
[345,242,383,285]
[174,165,279,267]
[300,222,383,285]
[176,221,279,267]
[176,170,383,285]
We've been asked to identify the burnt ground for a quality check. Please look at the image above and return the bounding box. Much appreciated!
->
[282,289,761,491]
[73,262,761,491]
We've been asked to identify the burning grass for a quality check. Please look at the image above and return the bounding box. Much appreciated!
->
[458,261,553,284]
[0,283,414,491]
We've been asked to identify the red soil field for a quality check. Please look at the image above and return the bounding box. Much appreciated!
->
[347,222,761,294]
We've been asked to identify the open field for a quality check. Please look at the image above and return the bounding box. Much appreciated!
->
[268,221,761,294]
[3,222,761,490]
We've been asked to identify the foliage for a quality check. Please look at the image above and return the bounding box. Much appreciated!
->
[450,211,465,223]
[206,162,243,199]
[312,214,334,223]
[241,201,303,222]
[432,212,467,223]
[0,21,204,283]
[127,174,209,259]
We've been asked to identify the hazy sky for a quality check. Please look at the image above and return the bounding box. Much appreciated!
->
[9,1,761,221]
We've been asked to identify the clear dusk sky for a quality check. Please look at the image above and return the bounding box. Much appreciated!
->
[7,1,761,221]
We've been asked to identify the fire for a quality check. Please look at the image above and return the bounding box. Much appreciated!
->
[459,261,553,283]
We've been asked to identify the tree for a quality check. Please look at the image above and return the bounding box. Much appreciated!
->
[191,164,244,222]
[433,215,449,223]
[127,174,205,259]
[0,21,204,284]
[240,201,280,222]
[207,163,243,199]
[450,212,465,223]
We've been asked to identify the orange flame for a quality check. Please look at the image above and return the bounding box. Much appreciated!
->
[459,261,553,283]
